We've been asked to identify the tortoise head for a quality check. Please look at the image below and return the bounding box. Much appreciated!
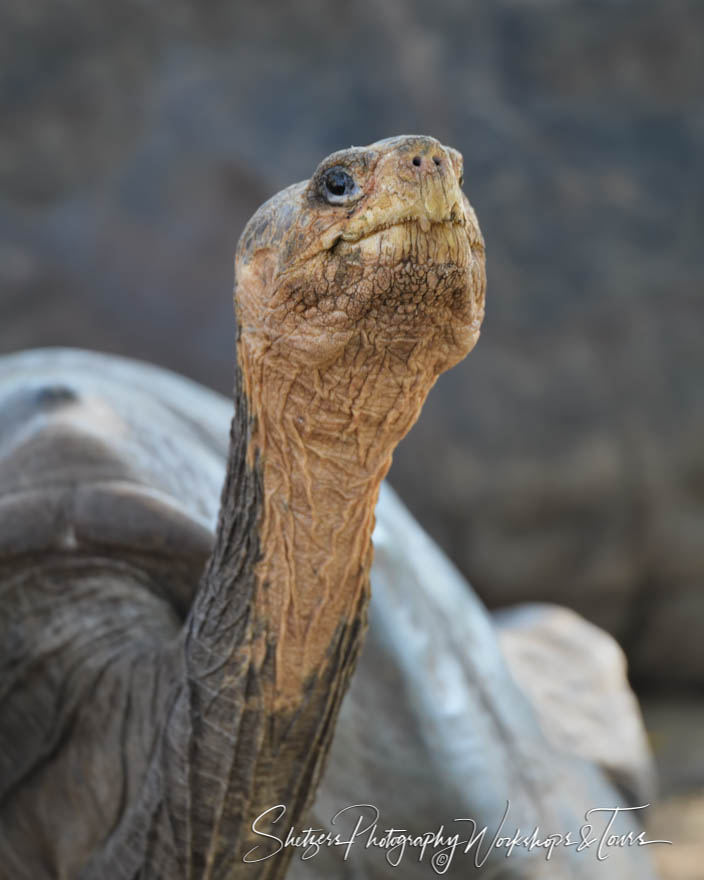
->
[234,135,486,376]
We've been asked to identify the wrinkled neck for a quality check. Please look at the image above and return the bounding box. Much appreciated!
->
[231,338,427,703]
[174,342,422,878]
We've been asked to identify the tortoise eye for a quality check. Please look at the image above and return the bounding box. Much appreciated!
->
[322,167,358,204]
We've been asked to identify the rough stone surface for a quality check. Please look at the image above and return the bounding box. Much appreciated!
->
[0,0,702,688]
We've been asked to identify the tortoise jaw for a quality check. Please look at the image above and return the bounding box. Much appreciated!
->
[320,214,468,264]
[330,216,473,272]
[339,211,466,244]
[318,188,467,254]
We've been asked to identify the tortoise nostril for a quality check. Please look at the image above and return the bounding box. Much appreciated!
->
[433,156,442,166]
[412,156,422,167]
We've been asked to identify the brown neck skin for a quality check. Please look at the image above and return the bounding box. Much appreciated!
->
[197,333,435,875]
[87,333,437,880]
[239,337,434,704]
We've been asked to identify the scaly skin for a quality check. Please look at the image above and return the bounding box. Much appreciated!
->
[235,134,485,702]
[0,135,485,879]
[220,135,485,874]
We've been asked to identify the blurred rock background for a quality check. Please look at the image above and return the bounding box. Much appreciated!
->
[1,1,702,875]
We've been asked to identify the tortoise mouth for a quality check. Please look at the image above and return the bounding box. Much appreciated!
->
[338,211,466,246]
[331,211,466,250]
[329,216,473,271]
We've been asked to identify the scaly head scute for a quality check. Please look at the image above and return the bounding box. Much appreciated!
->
[235,134,486,386]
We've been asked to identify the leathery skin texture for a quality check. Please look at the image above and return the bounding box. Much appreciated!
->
[0,136,485,878]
